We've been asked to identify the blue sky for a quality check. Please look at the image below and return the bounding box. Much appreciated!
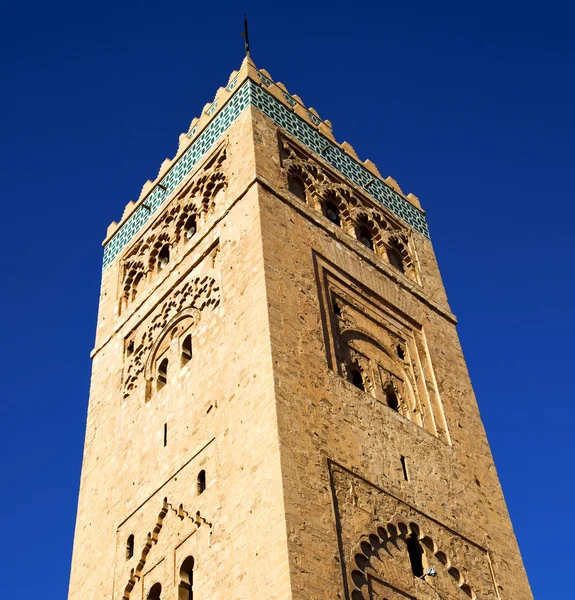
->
[1,1,572,597]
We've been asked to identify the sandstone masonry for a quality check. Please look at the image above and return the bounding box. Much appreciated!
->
[68,57,533,600]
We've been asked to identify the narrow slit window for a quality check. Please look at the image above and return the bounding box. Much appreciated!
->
[400,456,409,481]
[197,470,206,495]
[181,334,192,366]
[126,534,134,559]
[406,534,424,577]
[157,358,168,390]
[164,423,168,447]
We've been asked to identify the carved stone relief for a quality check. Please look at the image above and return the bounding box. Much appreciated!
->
[119,145,227,313]
[329,461,499,600]
[281,136,419,282]
[122,273,220,400]
[314,253,449,443]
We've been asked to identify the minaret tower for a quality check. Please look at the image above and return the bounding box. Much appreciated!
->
[69,58,532,600]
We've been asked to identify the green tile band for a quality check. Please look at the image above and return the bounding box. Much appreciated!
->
[102,80,429,270]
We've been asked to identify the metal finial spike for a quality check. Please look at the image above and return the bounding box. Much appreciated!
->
[242,13,250,57]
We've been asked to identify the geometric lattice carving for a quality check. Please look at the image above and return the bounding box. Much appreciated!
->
[314,253,449,443]
[329,461,500,600]
[103,79,429,271]
[122,274,220,399]
[281,137,419,282]
[119,146,227,314]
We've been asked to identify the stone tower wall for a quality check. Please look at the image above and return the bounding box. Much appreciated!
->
[69,57,532,600]
[68,108,292,600]
[251,105,532,599]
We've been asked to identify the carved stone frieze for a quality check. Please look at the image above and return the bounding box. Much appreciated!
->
[281,137,418,281]
[122,275,220,400]
[119,145,227,312]
[329,461,499,600]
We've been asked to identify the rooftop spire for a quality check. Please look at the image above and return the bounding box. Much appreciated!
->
[242,14,250,57]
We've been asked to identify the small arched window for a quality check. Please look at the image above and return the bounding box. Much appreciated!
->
[184,215,197,240]
[384,384,399,411]
[197,470,206,495]
[179,556,195,600]
[181,334,192,366]
[358,226,374,251]
[324,201,341,226]
[157,358,168,390]
[288,174,306,201]
[148,583,162,600]
[126,534,134,559]
[406,534,424,577]
[158,244,170,271]
[387,246,404,273]
[350,366,365,392]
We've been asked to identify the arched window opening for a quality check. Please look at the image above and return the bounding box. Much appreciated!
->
[350,366,365,392]
[184,215,197,240]
[126,534,134,559]
[197,470,206,495]
[181,334,192,366]
[384,384,399,411]
[325,201,341,226]
[387,247,404,273]
[179,556,195,600]
[406,534,424,577]
[148,583,162,600]
[358,226,374,251]
[157,358,168,390]
[288,174,306,201]
[396,344,405,360]
[158,244,170,271]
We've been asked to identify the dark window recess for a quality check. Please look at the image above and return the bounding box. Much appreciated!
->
[359,226,374,250]
[406,534,424,577]
[197,470,206,494]
[384,385,399,411]
[126,534,134,559]
[157,358,168,390]
[164,423,168,447]
[148,583,162,600]
[184,215,197,239]
[181,334,192,365]
[325,201,341,226]
[288,175,306,201]
[387,247,404,272]
[179,556,195,600]
[350,367,365,391]
[400,456,409,481]
[396,344,405,360]
[333,299,342,317]
[158,244,170,270]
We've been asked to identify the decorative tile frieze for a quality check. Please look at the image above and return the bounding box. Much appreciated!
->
[103,77,429,270]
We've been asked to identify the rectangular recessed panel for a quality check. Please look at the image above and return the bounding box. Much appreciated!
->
[102,80,429,271]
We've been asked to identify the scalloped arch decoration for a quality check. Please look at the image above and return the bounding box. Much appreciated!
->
[350,516,476,600]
